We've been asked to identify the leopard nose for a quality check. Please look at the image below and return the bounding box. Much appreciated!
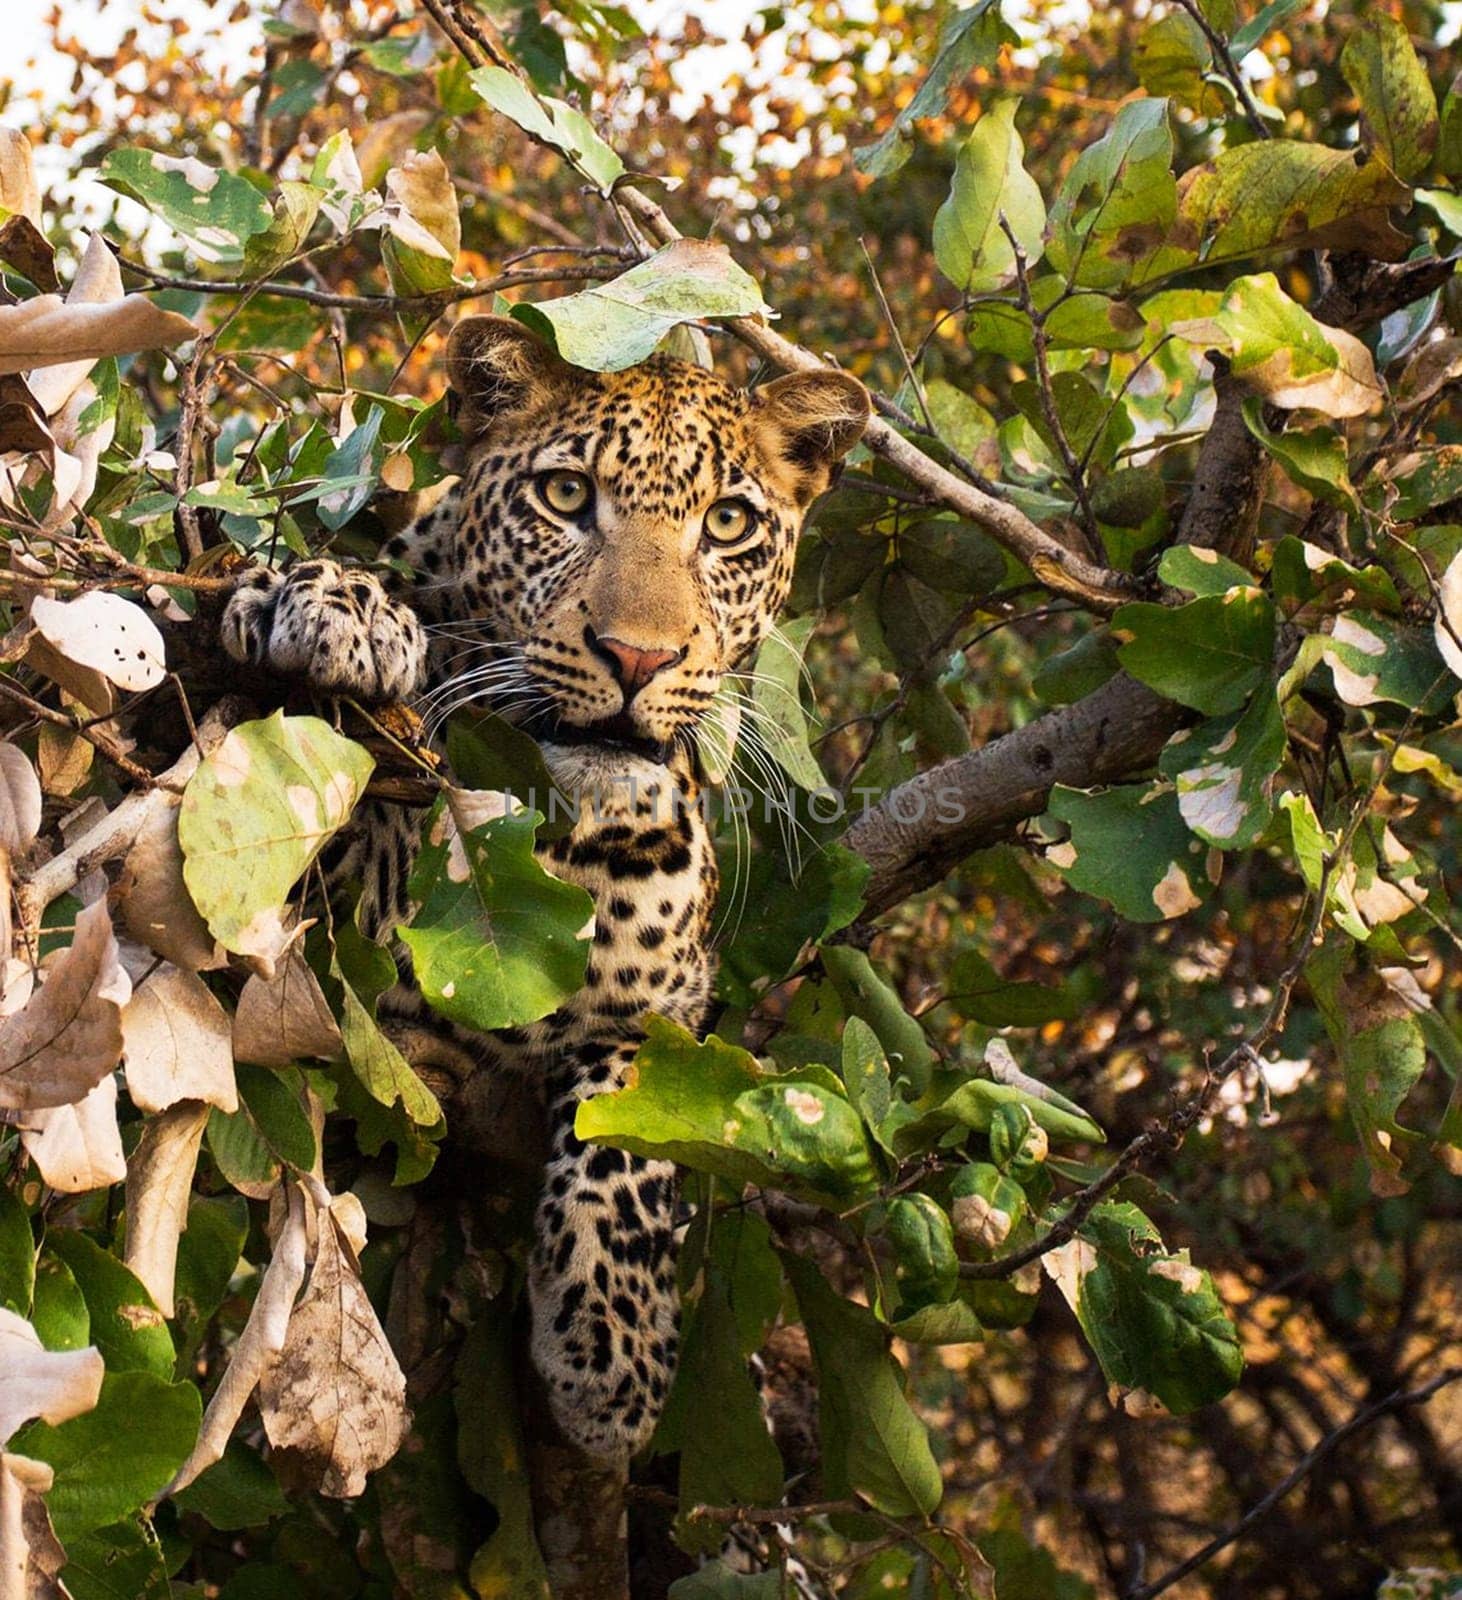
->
[585,627,684,700]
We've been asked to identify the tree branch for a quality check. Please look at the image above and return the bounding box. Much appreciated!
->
[1124,1367,1462,1600]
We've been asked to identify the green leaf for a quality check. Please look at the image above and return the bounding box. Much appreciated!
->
[207,1101,280,1193]
[715,842,867,1007]
[888,1298,983,1345]
[235,1062,317,1171]
[784,1253,943,1517]
[13,1371,201,1540]
[99,148,272,263]
[1176,141,1409,271]
[1390,444,1462,521]
[841,1016,898,1156]
[1114,590,1275,715]
[1032,629,1121,706]
[883,1193,958,1312]
[172,1195,248,1347]
[933,99,1046,293]
[316,405,384,531]
[1157,545,1253,598]
[445,712,572,840]
[1159,688,1286,851]
[178,713,374,972]
[853,0,1010,178]
[820,946,935,1096]
[978,1524,1095,1600]
[1241,397,1358,508]
[1012,370,1133,471]
[894,1068,1104,1155]
[1230,0,1307,55]
[944,947,1087,1027]
[242,181,322,278]
[399,793,592,1032]
[333,964,443,1129]
[455,1315,551,1600]
[0,1186,33,1313]
[1047,783,1218,923]
[174,1443,287,1530]
[1310,951,1427,1196]
[1045,99,1183,291]
[705,1209,782,1358]
[511,240,768,372]
[1048,1200,1244,1413]
[749,616,824,789]
[669,1567,782,1600]
[1318,614,1453,711]
[469,65,625,192]
[674,1272,783,1555]
[1173,272,1381,416]
[1341,13,1439,181]
[60,1516,170,1600]
[575,1017,879,1205]
[1134,11,1214,112]
[45,1231,174,1380]
[30,1252,89,1351]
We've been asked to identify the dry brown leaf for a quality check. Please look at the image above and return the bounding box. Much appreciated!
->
[0,744,41,856]
[0,214,59,294]
[20,1074,126,1193]
[0,1449,70,1600]
[29,594,166,694]
[162,1180,309,1499]
[0,292,197,378]
[0,1308,104,1443]
[123,1100,211,1317]
[233,949,342,1068]
[384,150,459,264]
[117,803,225,971]
[355,109,432,189]
[0,130,41,229]
[122,965,237,1113]
[26,234,124,420]
[258,1199,409,1497]
[36,724,92,798]
[0,899,130,1112]
[21,634,114,718]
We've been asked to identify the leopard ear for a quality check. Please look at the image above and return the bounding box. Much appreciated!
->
[751,369,871,490]
[446,314,573,435]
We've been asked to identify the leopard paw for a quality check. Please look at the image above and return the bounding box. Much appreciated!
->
[221,559,427,702]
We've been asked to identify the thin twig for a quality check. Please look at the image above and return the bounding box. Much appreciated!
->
[1173,0,1274,140]
[1124,1368,1462,1599]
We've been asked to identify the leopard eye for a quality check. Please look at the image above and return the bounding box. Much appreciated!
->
[538,470,592,517]
[704,497,755,546]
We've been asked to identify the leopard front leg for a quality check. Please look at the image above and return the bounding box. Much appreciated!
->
[530,1038,680,1462]
[221,559,427,702]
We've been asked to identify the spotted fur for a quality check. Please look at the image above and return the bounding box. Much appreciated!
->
[222,316,868,1460]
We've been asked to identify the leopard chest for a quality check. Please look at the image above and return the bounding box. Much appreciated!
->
[509,745,718,1058]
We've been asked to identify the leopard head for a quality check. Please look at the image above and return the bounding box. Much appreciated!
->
[404,315,869,755]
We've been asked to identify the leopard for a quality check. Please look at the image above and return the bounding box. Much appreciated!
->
[221,314,869,1462]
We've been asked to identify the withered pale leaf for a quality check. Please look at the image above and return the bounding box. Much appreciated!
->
[232,949,342,1069]
[122,965,236,1113]
[36,724,92,798]
[0,1307,104,1442]
[0,291,197,377]
[0,743,41,855]
[22,633,114,718]
[0,1450,69,1600]
[20,1074,126,1193]
[0,129,41,228]
[258,1201,408,1497]
[27,233,124,420]
[0,900,130,1112]
[123,1100,211,1317]
[162,1181,309,1499]
[29,593,166,694]
[117,803,225,972]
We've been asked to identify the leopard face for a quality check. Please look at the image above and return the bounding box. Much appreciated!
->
[388,317,869,753]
